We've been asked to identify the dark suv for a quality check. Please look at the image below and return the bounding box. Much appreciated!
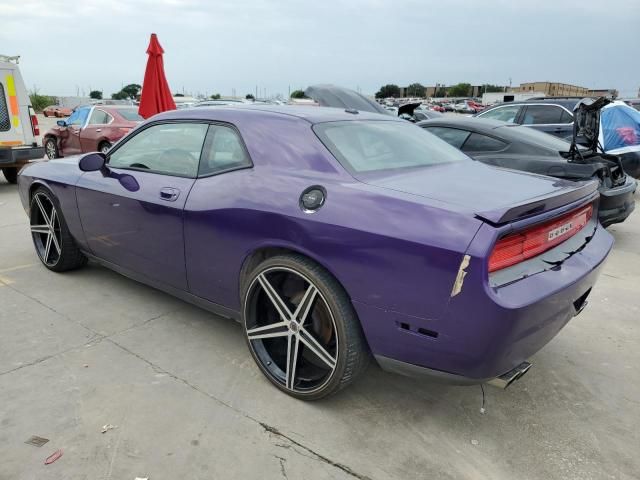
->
[475,98,583,140]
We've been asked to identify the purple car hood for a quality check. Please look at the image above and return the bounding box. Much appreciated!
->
[358,161,598,224]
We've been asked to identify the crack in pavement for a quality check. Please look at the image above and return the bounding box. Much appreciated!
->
[275,455,288,480]
[0,282,174,376]
[0,334,104,376]
[261,423,372,480]
[106,338,372,480]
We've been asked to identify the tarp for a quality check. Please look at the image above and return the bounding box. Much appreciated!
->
[599,101,640,154]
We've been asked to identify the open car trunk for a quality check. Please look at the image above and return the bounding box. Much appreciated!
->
[563,97,628,188]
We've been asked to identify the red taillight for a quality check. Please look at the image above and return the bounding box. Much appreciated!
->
[489,204,593,273]
[30,114,40,136]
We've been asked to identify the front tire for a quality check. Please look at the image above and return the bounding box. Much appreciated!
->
[45,138,59,159]
[2,167,18,184]
[242,254,369,400]
[30,187,87,272]
[98,141,112,154]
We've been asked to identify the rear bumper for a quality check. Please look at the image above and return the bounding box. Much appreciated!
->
[0,146,45,166]
[357,222,613,383]
[599,176,637,227]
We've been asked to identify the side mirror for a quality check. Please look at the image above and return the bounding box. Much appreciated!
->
[79,152,106,172]
[56,120,67,127]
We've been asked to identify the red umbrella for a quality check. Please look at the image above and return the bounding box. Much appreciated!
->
[138,33,176,119]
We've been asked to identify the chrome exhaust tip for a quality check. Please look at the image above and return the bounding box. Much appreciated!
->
[486,361,532,389]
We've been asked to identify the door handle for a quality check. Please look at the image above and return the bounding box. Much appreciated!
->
[159,187,180,202]
[95,129,102,132]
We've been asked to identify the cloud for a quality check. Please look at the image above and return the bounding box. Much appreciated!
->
[2,0,638,97]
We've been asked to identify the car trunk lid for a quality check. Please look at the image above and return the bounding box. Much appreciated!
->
[357,161,598,225]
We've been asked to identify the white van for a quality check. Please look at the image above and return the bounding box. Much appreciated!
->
[0,55,43,183]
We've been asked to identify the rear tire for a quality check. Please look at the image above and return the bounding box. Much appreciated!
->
[241,254,369,400]
[2,167,18,184]
[30,187,87,272]
[45,138,59,159]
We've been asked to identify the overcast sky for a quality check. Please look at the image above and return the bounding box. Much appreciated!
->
[2,0,639,98]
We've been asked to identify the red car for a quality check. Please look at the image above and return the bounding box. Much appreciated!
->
[467,101,485,113]
[42,105,143,159]
[42,105,73,117]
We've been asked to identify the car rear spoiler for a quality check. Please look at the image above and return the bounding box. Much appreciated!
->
[474,180,599,225]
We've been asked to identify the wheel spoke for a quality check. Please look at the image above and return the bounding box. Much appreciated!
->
[285,334,300,390]
[257,273,293,321]
[50,231,62,255]
[246,321,289,341]
[298,327,336,370]
[50,208,57,229]
[34,195,51,226]
[291,284,317,326]
[43,233,53,263]
[30,225,50,234]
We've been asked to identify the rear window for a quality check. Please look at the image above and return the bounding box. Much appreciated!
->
[313,120,469,173]
[116,109,144,121]
[0,84,10,132]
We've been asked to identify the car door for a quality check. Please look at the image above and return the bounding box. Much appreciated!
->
[519,105,573,138]
[80,108,112,152]
[75,121,209,291]
[59,106,90,156]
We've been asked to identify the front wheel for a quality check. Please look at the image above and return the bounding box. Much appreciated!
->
[45,138,59,159]
[242,254,369,400]
[2,167,18,184]
[30,188,87,272]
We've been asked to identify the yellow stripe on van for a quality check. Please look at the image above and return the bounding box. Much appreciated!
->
[5,74,20,128]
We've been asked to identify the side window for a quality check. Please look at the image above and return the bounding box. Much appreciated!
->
[478,105,521,123]
[424,126,470,149]
[68,108,90,126]
[462,133,508,152]
[0,83,10,132]
[521,105,564,124]
[108,122,208,178]
[560,109,573,124]
[199,125,252,176]
[88,109,110,125]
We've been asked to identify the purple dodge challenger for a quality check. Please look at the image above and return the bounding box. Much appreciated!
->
[17,105,613,399]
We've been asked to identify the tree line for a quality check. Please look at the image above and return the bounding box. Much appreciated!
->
[375,83,504,98]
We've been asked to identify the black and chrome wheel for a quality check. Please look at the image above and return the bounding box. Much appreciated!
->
[45,138,59,159]
[30,188,86,272]
[243,254,368,400]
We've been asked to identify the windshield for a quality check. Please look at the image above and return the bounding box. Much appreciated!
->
[314,120,469,173]
[116,109,144,121]
[499,124,573,151]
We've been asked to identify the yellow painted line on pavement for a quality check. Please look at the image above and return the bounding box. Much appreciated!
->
[0,263,38,274]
